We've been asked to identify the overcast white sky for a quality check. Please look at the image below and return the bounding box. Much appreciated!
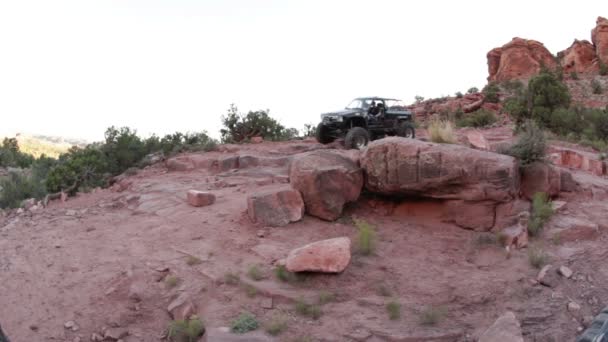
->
[0,0,604,141]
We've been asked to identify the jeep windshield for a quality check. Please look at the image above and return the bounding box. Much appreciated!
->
[385,99,407,109]
[346,99,378,110]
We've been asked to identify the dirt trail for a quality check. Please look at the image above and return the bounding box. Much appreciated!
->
[1,138,608,341]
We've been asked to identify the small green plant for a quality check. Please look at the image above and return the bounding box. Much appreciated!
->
[186,255,202,266]
[456,109,497,128]
[264,315,288,336]
[230,312,259,333]
[167,316,205,342]
[467,87,479,94]
[455,91,463,98]
[274,265,298,283]
[600,61,608,76]
[376,284,392,297]
[318,291,336,305]
[244,284,258,298]
[592,79,603,94]
[295,299,322,320]
[419,306,446,326]
[386,301,401,320]
[528,247,549,269]
[165,275,180,288]
[224,272,241,285]
[247,265,264,281]
[354,219,376,255]
[570,71,579,80]
[428,119,457,144]
[528,192,553,237]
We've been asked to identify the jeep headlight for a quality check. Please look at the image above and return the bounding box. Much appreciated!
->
[323,115,343,122]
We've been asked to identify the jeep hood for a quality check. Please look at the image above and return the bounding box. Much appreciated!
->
[321,109,362,117]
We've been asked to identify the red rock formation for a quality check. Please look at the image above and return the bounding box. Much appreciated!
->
[487,38,557,82]
[592,16,608,65]
[560,40,597,74]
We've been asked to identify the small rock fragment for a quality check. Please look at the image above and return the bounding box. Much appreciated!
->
[64,321,76,329]
[187,190,216,207]
[91,332,103,341]
[479,311,524,342]
[568,302,581,312]
[537,265,560,288]
[558,266,573,279]
[104,328,128,341]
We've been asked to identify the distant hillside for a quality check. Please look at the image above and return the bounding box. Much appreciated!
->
[8,134,88,158]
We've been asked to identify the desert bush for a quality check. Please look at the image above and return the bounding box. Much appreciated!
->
[230,312,259,333]
[386,301,401,320]
[528,192,553,237]
[592,79,603,94]
[414,95,425,104]
[0,138,35,168]
[264,315,288,336]
[220,104,297,143]
[223,272,240,285]
[428,119,457,144]
[482,83,500,103]
[456,109,497,128]
[167,316,205,342]
[503,121,546,166]
[600,61,608,76]
[274,265,299,283]
[247,265,264,281]
[501,79,524,93]
[318,291,336,305]
[301,123,317,137]
[455,91,463,98]
[527,70,571,126]
[165,275,180,288]
[570,71,579,80]
[295,299,322,320]
[354,219,376,255]
[528,247,549,269]
[46,145,110,193]
[467,87,479,94]
[0,171,47,208]
[419,306,447,326]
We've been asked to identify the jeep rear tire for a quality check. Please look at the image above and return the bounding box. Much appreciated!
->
[396,121,415,139]
[345,127,370,150]
[316,123,334,144]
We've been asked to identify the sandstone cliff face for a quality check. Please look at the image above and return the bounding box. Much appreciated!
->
[487,17,608,82]
[560,40,597,74]
[592,16,608,65]
[487,38,557,82]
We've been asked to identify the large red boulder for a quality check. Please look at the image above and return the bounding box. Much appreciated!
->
[519,162,561,200]
[487,38,557,82]
[187,190,216,207]
[289,151,363,221]
[285,237,351,273]
[592,16,608,65]
[560,40,598,74]
[247,187,304,227]
[361,138,519,202]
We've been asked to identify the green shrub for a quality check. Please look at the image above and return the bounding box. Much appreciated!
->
[455,91,463,98]
[414,95,425,104]
[274,265,300,283]
[220,104,297,143]
[301,123,317,137]
[264,316,288,336]
[428,119,457,144]
[167,316,205,342]
[482,83,500,103]
[230,312,259,333]
[223,272,240,285]
[528,192,553,237]
[467,87,479,94]
[527,70,571,126]
[386,301,401,320]
[46,145,110,193]
[0,171,47,208]
[528,247,549,269]
[165,275,180,288]
[503,121,546,166]
[600,61,608,76]
[318,291,336,305]
[0,138,35,168]
[295,299,322,320]
[570,71,579,80]
[354,219,376,255]
[456,109,497,128]
[592,79,603,94]
[247,265,264,281]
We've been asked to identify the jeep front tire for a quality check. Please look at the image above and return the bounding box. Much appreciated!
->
[396,121,416,139]
[316,123,334,144]
[344,127,370,150]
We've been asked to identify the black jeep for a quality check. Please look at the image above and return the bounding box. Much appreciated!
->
[316,97,415,149]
